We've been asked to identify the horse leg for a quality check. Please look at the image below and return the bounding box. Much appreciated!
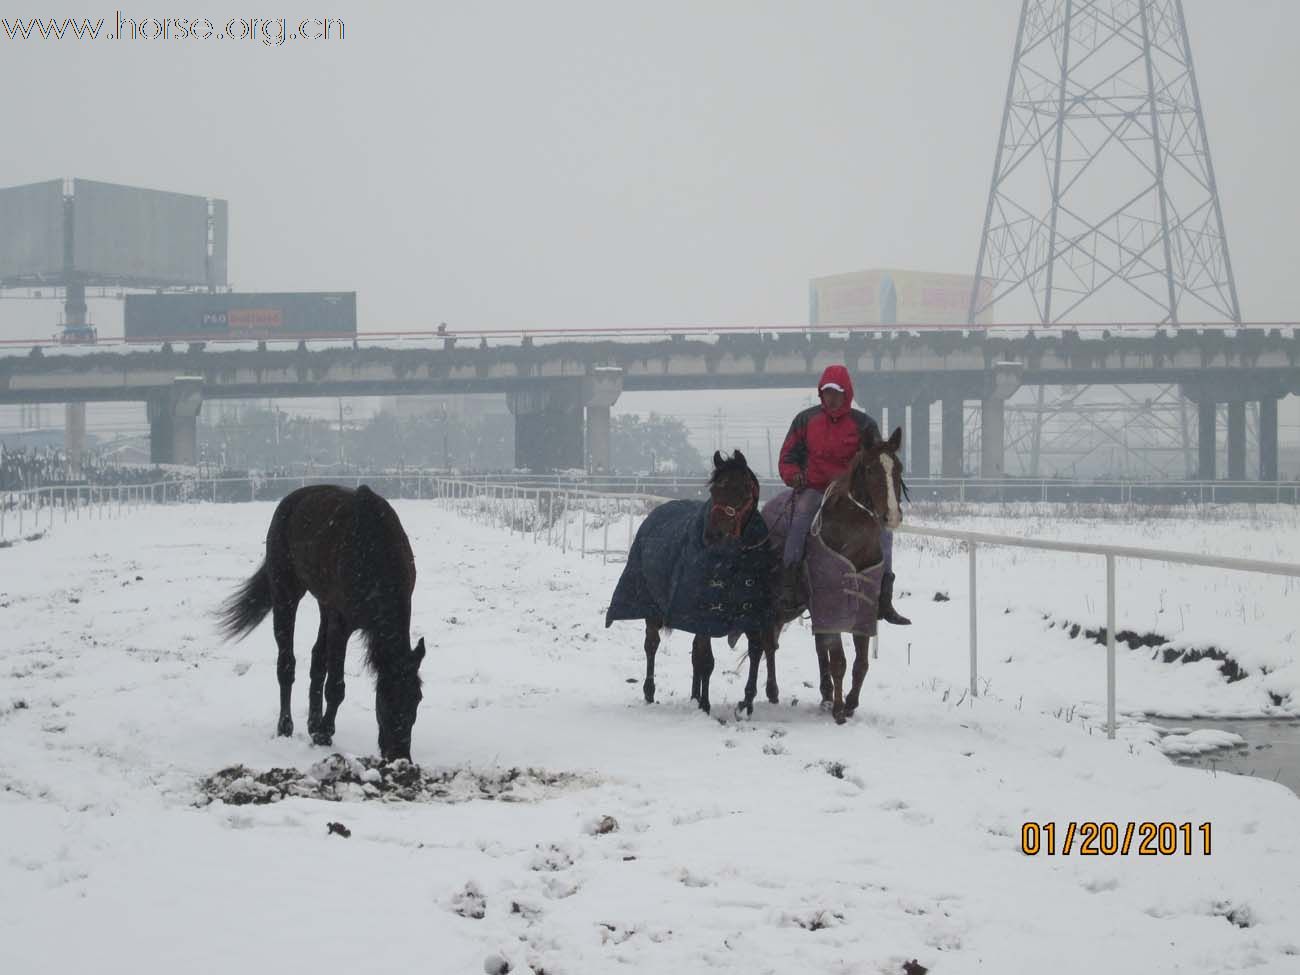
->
[643,618,661,704]
[690,635,714,714]
[825,634,848,725]
[844,633,871,717]
[317,612,350,746]
[272,596,300,737]
[739,628,763,717]
[815,638,833,708]
[764,626,780,704]
[305,609,328,737]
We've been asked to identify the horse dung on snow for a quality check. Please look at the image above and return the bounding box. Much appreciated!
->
[217,484,426,762]
[605,450,775,714]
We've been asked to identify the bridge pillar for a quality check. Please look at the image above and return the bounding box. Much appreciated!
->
[508,369,623,473]
[980,397,1005,477]
[583,368,624,474]
[980,363,1022,478]
[147,378,203,465]
[883,403,906,463]
[1227,401,1246,481]
[1260,397,1279,482]
[65,403,86,478]
[508,384,584,472]
[941,396,964,477]
[1197,399,1217,480]
[910,399,931,475]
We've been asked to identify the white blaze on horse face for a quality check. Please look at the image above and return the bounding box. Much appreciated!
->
[880,452,901,529]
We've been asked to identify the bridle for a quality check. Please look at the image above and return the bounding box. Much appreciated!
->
[843,453,879,521]
[710,475,759,539]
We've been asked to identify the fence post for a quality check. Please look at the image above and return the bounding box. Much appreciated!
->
[580,504,587,559]
[968,541,978,698]
[602,504,610,565]
[626,497,633,554]
[1106,553,1117,740]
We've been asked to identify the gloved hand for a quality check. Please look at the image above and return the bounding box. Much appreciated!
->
[791,471,806,490]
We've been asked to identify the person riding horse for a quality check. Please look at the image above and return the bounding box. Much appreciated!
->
[777,364,911,626]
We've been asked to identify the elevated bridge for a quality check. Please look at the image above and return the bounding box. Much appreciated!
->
[1,324,1297,475]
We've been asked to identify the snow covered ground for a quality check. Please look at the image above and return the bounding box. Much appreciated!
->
[2,499,1298,974]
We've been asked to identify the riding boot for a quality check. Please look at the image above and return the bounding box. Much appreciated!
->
[777,562,803,616]
[878,571,911,626]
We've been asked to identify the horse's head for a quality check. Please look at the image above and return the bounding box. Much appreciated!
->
[375,637,425,762]
[840,427,905,530]
[708,450,760,540]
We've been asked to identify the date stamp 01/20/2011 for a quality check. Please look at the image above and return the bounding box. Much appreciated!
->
[1021,822,1212,856]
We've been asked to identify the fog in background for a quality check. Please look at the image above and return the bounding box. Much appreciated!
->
[3,1,1298,462]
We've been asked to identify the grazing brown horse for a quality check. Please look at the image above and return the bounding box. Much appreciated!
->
[217,484,426,761]
[606,451,772,714]
[741,428,905,723]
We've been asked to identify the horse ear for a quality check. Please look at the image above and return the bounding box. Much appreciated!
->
[713,451,724,468]
[413,638,426,666]
[888,426,903,451]
[733,449,746,467]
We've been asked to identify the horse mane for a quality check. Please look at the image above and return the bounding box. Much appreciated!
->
[824,448,868,505]
[824,442,911,506]
[350,486,420,679]
[709,451,751,486]
[709,451,760,498]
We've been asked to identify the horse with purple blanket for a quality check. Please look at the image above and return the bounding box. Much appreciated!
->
[738,428,908,723]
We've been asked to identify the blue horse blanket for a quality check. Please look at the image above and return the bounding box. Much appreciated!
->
[605,499,774,638]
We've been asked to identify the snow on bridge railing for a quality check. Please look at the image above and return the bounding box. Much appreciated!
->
[2,319,1297,354]
[894,524,1300,740]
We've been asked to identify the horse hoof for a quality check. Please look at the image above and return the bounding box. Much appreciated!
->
[820,700,833,712]
[699,701,711,715]
[311,732,333,746]
[276,717,293,737]
[643,684,655,704]
[844,706,857,719]
[833,709,847,725]
[766,688,780,705]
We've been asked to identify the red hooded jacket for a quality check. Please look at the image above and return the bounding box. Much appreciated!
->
[778,365,882,491]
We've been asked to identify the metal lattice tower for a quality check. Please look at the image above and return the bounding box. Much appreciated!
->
[970,0,1241,325]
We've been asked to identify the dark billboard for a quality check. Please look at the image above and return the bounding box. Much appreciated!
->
[124,292,357,341]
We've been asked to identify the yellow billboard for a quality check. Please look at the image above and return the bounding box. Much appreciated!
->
[809,269,994,326]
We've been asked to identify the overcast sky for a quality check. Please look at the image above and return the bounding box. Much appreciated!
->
[2,0,1298,339]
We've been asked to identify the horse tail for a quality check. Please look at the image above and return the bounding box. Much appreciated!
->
[216,563,273,642]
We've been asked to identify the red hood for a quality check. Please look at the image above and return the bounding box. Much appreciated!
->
[817,364,854,420]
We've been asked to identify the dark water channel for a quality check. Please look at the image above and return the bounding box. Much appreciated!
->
[1153,718,1300,797]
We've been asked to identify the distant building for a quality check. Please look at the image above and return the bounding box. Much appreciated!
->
[809,268,994,327]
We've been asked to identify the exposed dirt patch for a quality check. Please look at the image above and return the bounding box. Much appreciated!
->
[197,753,595,806]
[1046,616,1249,683]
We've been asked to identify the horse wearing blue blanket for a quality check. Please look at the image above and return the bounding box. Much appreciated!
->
[605,451,774,714]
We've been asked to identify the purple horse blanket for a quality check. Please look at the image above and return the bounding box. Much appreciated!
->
[761,490,884,638]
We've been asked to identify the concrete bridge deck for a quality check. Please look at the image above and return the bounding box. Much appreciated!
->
[2,328,1297,476]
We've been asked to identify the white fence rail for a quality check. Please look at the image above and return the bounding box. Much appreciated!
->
[1,475,671,563]
[9,473,1299,745]
[896,525,1300,738]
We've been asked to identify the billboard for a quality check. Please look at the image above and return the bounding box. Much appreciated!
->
[0,180,65,284]
[809,269,995,327]
[72,178,211,286]
[124,292,357,341]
